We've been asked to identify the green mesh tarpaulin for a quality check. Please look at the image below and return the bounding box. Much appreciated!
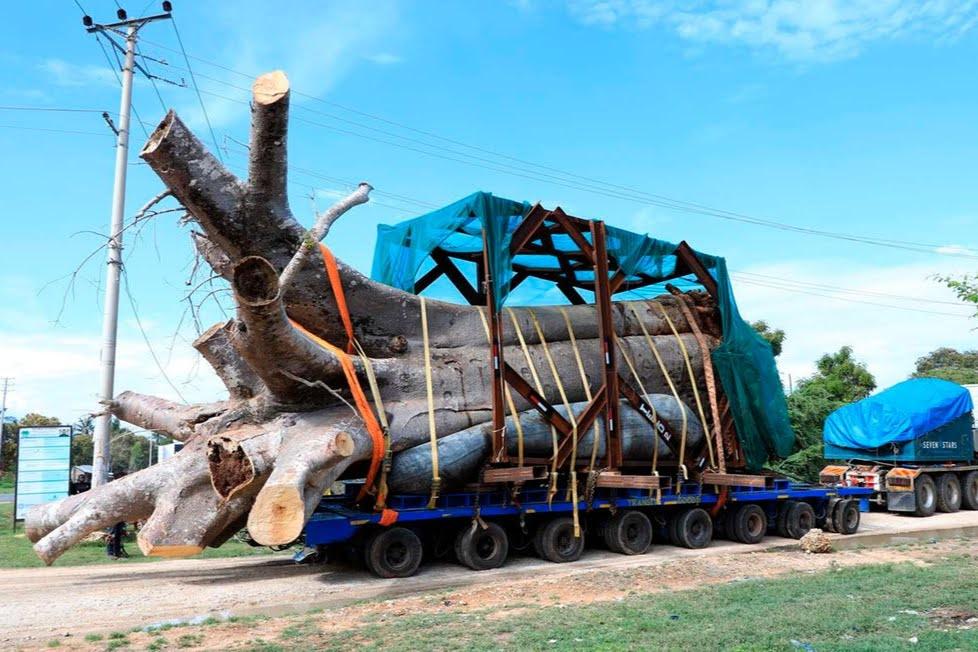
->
[371,191,794,469]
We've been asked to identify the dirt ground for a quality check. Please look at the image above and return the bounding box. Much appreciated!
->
[4,509,978,650]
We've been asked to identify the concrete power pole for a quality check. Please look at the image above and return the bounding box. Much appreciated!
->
[82,6,173,488]
[0,377,13,472]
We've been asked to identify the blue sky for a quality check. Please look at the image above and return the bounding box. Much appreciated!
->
[1,0,976,423]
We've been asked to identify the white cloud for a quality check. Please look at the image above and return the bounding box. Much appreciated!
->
[0,330,226,427]
[568,1,978,61]
[38,59,117,88]
[730,259,976,391]
[935,244,976,256]
[365,53,403,65]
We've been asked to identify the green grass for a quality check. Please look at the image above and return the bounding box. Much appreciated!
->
[256,555,978,651]
[0,471,13,492]
[0,502,280,568]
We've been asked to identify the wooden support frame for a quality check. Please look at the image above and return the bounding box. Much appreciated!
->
[413,201,732,484]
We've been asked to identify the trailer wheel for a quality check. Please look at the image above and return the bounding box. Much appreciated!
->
[786,501,816,539]
[455,521,508,571]
[775,500,798,538]
[363,527,423,578]
[603,510,652,555]
[534,517,585,563]
[834,499,860,535]
[731,504,767,544]
[913,474,937,517]
[674,508,713,549]
[819,498,840,532]
[936,473,962,513]
[961,471,978,510]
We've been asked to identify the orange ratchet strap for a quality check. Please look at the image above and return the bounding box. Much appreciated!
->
[287,243,387,507]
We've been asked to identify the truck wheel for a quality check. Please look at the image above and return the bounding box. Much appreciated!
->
[913,474,937,517]
[835,499,860,535]
[535,517,585,563]
[455,521,508,571]
[937,473,962,513]
[961,471,978,510]
[786,501,816,539]
[674,508,713,549]
[819,498,839,532]
[603,510,652,555]
[775,500,798,538]
[364,527,423,578]
[731,504,767,544]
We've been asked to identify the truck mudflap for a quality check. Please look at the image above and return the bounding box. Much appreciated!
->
[884,467,921,513]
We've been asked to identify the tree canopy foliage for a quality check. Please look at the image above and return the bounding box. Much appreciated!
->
[937,273,978,320]
[772,346,876,481]
[751,320,785,357]
[912,347,978,385]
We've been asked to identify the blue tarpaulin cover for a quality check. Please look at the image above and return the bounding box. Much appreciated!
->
[371,191,795,470]
[823,378,974,450]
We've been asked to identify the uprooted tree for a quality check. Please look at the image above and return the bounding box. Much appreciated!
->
[26,70,728,565]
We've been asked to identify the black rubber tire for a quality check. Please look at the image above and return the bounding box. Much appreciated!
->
[937,473,962,513]
[454,521,509,571]
[913,474,937,517]
[363,527,424,578]
[961,471,978,510]
[731,504,767,544]
[786,501,816,540]
[775,500,798,538]
[835,499,860,535]
[603,510,652,555]
[534,517,585,563]
[674,508,713,549]
[819,498,839,532]
[667,511,684,546]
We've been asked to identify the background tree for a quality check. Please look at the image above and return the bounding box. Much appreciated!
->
[937,273,978,319]
[912,347,978,384]
[772,346,876,481]
[751,320,785,357]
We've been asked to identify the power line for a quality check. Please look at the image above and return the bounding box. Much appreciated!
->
[733,277,973,318]
[94,31,151,139]
[169,16,222,162]
[0,124,112,137]
[730,271,967,307]
[0,105,108,114]
[130,34,978,259]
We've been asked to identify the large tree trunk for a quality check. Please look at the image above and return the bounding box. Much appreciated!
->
[26,70,724,564]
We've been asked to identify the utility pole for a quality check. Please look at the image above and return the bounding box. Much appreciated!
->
[82,5,173,488]
[0,377,13,472]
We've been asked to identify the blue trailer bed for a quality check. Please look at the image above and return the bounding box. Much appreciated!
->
[301,478,871,576]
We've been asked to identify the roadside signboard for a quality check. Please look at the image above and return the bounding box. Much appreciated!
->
[14,425,73,521]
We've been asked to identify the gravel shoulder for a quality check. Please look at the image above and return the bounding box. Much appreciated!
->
[3,509,978,648]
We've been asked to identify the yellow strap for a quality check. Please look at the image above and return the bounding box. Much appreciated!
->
[628,303,688,478]
[653,302,715,469]
[420,297,441,509]
[529,309,580,536]
[477,309,524,465]
[352,338,392,508]
[618,341,660,472]
[560,308,603,479]
[507,308,559,503]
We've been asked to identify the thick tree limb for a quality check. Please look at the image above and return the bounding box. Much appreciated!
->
[231,256,349,403]
[248,71,291,212]
[194,321,264,400]
[110,391,227,441]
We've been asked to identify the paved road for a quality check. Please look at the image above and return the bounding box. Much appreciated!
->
[2,509,977,645]
[0,493,12,504]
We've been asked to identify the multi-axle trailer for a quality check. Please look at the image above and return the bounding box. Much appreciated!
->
[300,479,871,577]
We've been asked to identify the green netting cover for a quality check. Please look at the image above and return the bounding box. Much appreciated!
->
[371,191,794,469]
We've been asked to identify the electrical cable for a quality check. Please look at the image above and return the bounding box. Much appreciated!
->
[130,34,978,258]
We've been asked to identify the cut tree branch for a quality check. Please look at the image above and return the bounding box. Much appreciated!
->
[110,391,228,441]
[278,182,372,289]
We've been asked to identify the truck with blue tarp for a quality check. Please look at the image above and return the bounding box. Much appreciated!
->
[820,378,978,516]
[287,193,872,578]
